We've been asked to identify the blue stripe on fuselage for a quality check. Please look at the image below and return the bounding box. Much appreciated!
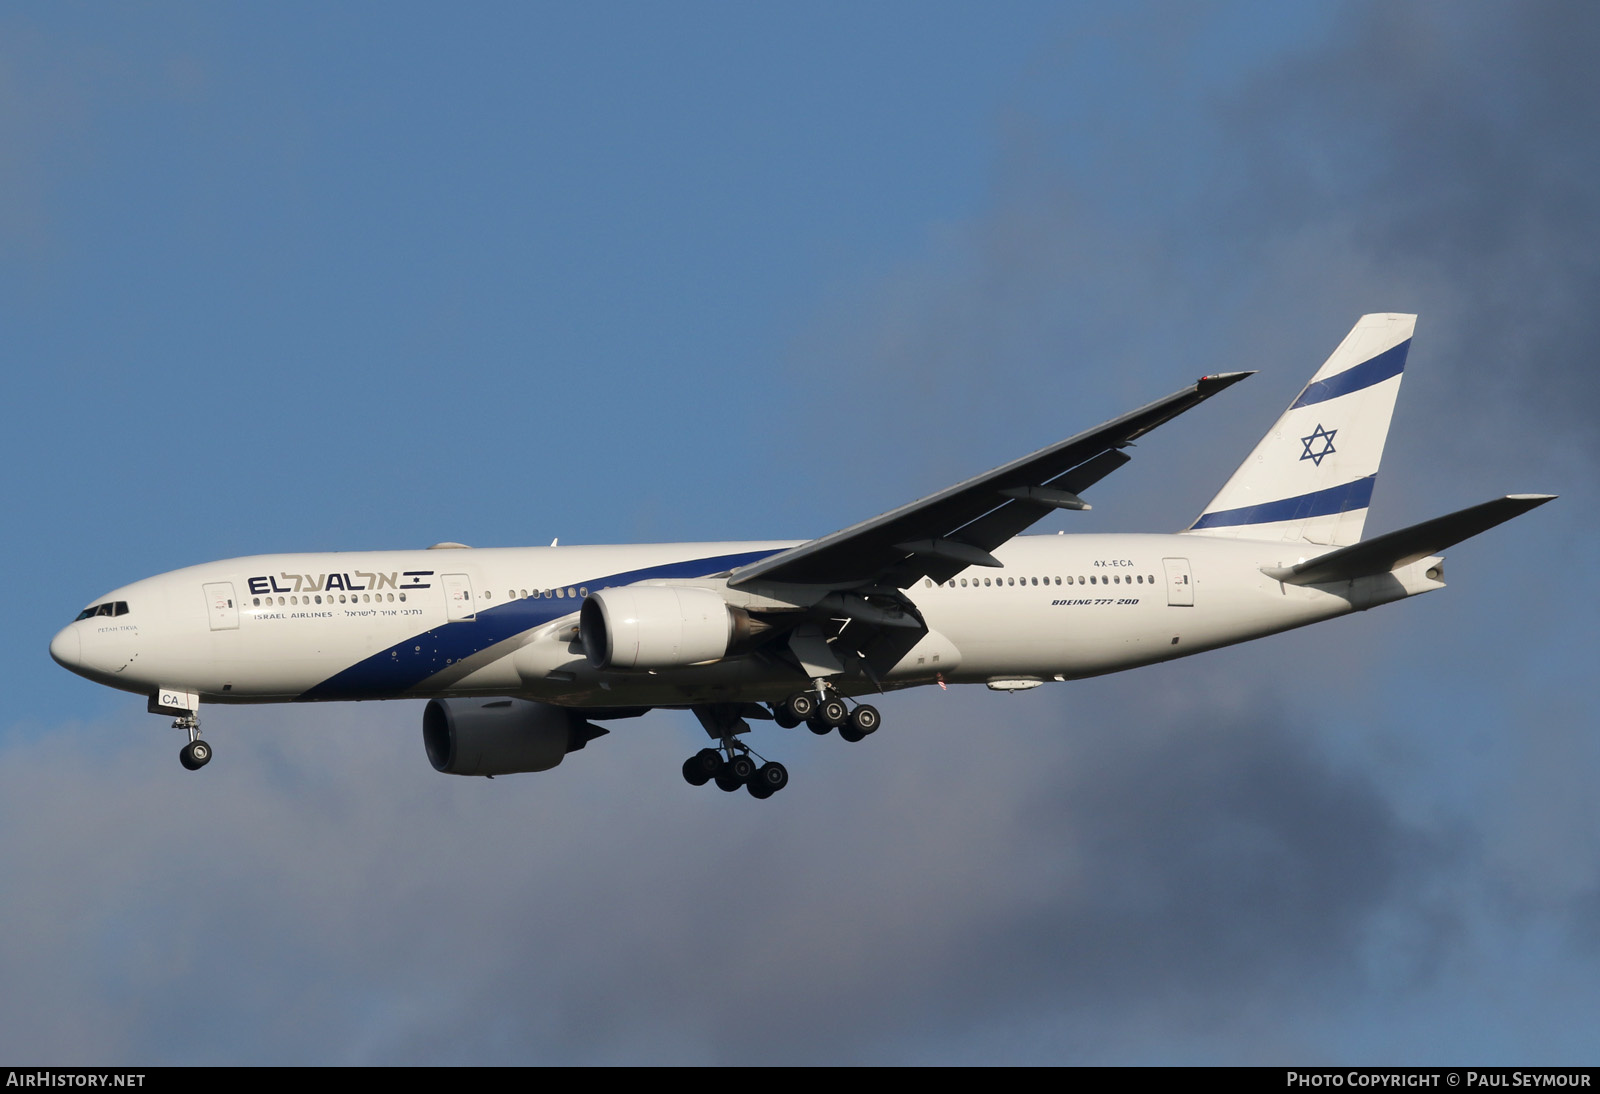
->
[298,547,784,700]
[1289,340,1409,409]
[1190,475,1375,530]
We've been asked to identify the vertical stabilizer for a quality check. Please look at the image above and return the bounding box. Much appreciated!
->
[1185,313,1413,546]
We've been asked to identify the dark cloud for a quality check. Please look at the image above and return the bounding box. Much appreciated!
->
[0,674,1441,1064]
[1212,1,1600,462]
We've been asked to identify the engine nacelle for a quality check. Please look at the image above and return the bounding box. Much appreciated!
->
[422,697,605,777]
[580,585,758,670]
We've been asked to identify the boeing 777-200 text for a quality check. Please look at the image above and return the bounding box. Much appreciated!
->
[51,315,1553,798]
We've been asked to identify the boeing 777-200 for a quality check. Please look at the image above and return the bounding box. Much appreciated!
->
[51,314,1552,798]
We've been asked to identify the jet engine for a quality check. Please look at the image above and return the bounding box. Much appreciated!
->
[579,585,765,670]
[422,697,607,777]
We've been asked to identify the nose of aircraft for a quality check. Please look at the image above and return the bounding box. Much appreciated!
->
[50,625,81,670]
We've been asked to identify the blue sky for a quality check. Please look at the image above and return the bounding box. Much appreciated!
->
[4,1,1597,1064]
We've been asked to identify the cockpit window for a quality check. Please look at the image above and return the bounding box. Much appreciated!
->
[73,601,128,621]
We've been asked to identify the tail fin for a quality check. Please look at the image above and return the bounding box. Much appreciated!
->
[1185,313,1414,546]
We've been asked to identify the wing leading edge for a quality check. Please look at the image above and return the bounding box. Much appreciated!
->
[729,371,1254,591]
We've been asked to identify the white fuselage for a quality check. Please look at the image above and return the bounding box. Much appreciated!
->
[49,533,1442,710]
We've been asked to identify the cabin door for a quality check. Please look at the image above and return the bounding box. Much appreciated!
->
[1162,558,1194,607]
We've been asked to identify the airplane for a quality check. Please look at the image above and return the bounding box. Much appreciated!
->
[50,314,1553,798]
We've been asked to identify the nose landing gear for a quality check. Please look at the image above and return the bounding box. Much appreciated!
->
[152,691,210,772]
[179,737,211,770]
[173,712,211,771]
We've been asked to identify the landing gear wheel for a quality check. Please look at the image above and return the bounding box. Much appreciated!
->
[849,704,880,735]
[773,708,801,729]
[682,748,722,787]
[745,761,789,799]
[784,692,816,723]
[714,770,744,792]
[820,698,849,728]
[726,754,756,783]
[839,724,866,743]
[179,739,211,771]
[807,716,832,736]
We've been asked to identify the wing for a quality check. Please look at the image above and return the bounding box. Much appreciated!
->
[729,371,1254,591]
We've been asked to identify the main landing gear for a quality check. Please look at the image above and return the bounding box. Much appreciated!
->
[681,688,880,800]
[174,713,212,771]
[681,746,789,799]
[683,703,790,800]
[774,689,880,743]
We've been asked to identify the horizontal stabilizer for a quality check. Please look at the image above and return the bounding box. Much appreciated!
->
[1261,494,1556,585]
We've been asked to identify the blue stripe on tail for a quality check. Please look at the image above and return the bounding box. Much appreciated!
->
[1289,340,1409,409]
[1191,476,1376,530]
